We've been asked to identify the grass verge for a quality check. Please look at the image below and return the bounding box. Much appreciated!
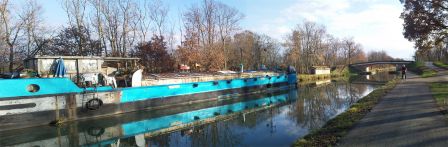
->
[408,61,437,78]
[292,79,398,147]
[430,82,448,116]
[298,74,332,82]
[422,70,437,78]
[433,61,448,69]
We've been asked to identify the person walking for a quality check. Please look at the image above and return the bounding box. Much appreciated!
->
[401,65,407,79]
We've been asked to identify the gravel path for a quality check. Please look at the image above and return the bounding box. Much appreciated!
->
[338,63,448,146]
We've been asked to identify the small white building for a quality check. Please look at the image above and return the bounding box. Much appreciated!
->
[310,66,331,75]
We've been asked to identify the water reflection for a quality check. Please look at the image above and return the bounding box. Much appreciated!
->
[292,81,373,130]
[0,74,393,147]
[351,71,397,85]
[144,79,379,147]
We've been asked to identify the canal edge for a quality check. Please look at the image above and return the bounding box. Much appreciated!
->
[292,78,399,147]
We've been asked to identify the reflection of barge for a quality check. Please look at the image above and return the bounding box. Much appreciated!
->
[0,89,298,147]
[0,56,297,131]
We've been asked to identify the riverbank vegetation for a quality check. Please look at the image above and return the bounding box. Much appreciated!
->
[298,74,332,82]
[408,61,437,78]
[293,79,398,146]
[430,82,448,116]
[433,61,448,69]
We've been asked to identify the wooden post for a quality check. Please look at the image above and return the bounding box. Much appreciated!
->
[66,94,77,120]
[76,59,80,85]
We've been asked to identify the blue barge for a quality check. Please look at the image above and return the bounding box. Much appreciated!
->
[0,71,297,131]
[0,89,298,146]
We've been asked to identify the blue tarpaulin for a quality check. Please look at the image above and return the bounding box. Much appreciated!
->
[54,58,66,77]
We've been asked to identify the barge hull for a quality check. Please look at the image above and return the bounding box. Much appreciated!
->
[0,89,298,146]
[0,74,297,131]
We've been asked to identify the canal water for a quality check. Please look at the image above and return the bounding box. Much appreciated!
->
[0,73,395,147]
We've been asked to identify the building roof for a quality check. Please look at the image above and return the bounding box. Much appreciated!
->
[26,55,140,61]
[311,66,330,69]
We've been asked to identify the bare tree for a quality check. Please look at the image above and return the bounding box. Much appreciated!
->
[232,31,256,70]
[285,21,327,73]
[367,50,393,62]
[0,0,26,72]
[63,0,88,56]
[95,0,139,57]
[23,0,38,56]
[0,0,49,72]
[101,0,119,56]
[283,20,371,73]
[118,0,131,57]
[166,17,177,54]
[148,0,168,37]
[284,29,302,70]
[216,2,243,69]
[323,36,340,67]
[343,38,356,65]
[180,0,243,70]
[136,0,151,42]
[89,0,107,56]
[22,0,50,58]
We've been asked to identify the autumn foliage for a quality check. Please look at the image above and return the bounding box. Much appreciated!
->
[135,35,175,73]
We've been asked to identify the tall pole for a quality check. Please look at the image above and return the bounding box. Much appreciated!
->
[75,59,80,85]
[240,48,243,73]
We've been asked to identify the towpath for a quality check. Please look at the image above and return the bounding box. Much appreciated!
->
[338,63,448,146]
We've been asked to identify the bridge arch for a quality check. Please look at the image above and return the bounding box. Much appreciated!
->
[349,60,414,72]
[349,60,414,67]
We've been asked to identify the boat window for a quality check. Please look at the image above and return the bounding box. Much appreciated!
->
[194,116,200,120]
[26,84,40,93]
[193,83,199,88]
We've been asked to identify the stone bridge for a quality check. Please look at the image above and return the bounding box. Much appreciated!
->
[349,60,414,72]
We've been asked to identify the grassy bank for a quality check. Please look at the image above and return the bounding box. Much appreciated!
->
[430,82,448,116]
[408,61,437,78]
[433,61,448,69]
[298,67,350,82]
[293,79,398,146]
[298,74,332,82]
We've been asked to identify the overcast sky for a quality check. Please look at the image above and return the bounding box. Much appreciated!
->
[37,0,415,59]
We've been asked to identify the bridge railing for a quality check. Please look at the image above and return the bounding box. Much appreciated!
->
[350,60,414,66]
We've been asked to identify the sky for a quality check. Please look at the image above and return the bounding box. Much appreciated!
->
[35,0,414,59]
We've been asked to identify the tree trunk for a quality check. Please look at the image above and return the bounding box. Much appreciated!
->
[9,45,14,72]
